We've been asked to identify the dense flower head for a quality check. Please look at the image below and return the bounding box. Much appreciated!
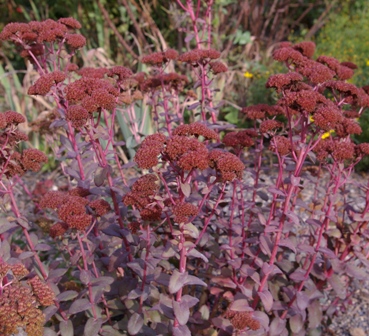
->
[332,141,355,161]
[3,152,25,177]
[0,281,44,336]
[91,88,117,110]
[141,49,178,65]
[58,17,82,30]
[260,119,282,134]
[296,59,335,84]
[344,110,360,119]
[123,174,159,210]
[4,110,26,125]
[0,18,81,47]
[209,61,228,74]
[173,122,219,141]
[39,190,68,209]
[107,66,133,80]
[128,221,141,234]
[341,61,358,70]
[272,47,304,63]
[36,19,68,43]
[266,72,303,91]
[77,67,108,79]
[57,196,88,222]
[284,90,326,113]
[242,104,283,119]
[66,63,79,72]
[334,117,362,137]
[21,148,48,172]
[140,73,189,92]
[0,129,28,146]
[178,48,221,63]
[0,113,6,129]
[68,187,90,197]
[28,276,55,306]
[140,77,162,91]
[140,205,162,221]
[134,133,166,169]
[28,71,66,96]
[49,222,69,239]
[65,105,89,128]
[208,149,245,181]
[225,310,260,331]
[65,78,118,112]
[173,202,198,223]
[89,199,111,216]
[316,55,354,80]
[313,107,343,131]
[222,129,256,148]
[293,41,316,58]
[356,143,369,156]
[270,136,291,156]
[324,81,360,101]
[65,33,86,49]
[0,262,28,280]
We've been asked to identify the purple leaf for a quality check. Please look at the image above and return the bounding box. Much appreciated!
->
[269,317,286,336]
[184,274,207,288]
[328,274,346,299]
[180,183,191,198]
[229,299,253,312]
[34,243,51,251]
[84,318,103,336]
[173,325,191,336]
[181,295,199,308]
[0,218,17,234]
[169,270,188,294]
[173,300,190,325]
[43,305,58,322]
[80,270,91,285]
[127,313,143,335]
[308,300,322,329]
[289,268,306,282]
[279,239,296,253]
[296,292,310,311]
[57,291,78,302]
[48,268,68,279]
[59,320,74,336]
[68,298,91,314]
[289,314,303,333]
[187,248,208,262]
[345,262,367,280]
[259,290,273,312]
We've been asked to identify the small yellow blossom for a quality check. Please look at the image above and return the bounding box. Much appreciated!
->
[366,60,369,66]
[244,71,253,78]
[322,130,334,139]
[309,115,314,122]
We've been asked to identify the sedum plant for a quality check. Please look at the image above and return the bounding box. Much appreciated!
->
[1,4,369,336]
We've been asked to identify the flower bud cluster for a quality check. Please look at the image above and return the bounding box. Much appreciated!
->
[141,49,179,65]
[208,149,245,181]
[173,202,198,223]
[222,129,257,149]
[123,175,162,222]
[39,189,112,233]
[225,310,260,331]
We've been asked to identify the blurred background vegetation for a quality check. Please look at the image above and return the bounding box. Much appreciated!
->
[1,0,369,170]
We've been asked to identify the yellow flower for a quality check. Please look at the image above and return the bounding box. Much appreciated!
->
[366,60,369,66]
[322,130,334,139]
[309,115,314,122]
[244,71,253,78]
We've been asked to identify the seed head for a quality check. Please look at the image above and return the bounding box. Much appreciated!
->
[21,149,48,172]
